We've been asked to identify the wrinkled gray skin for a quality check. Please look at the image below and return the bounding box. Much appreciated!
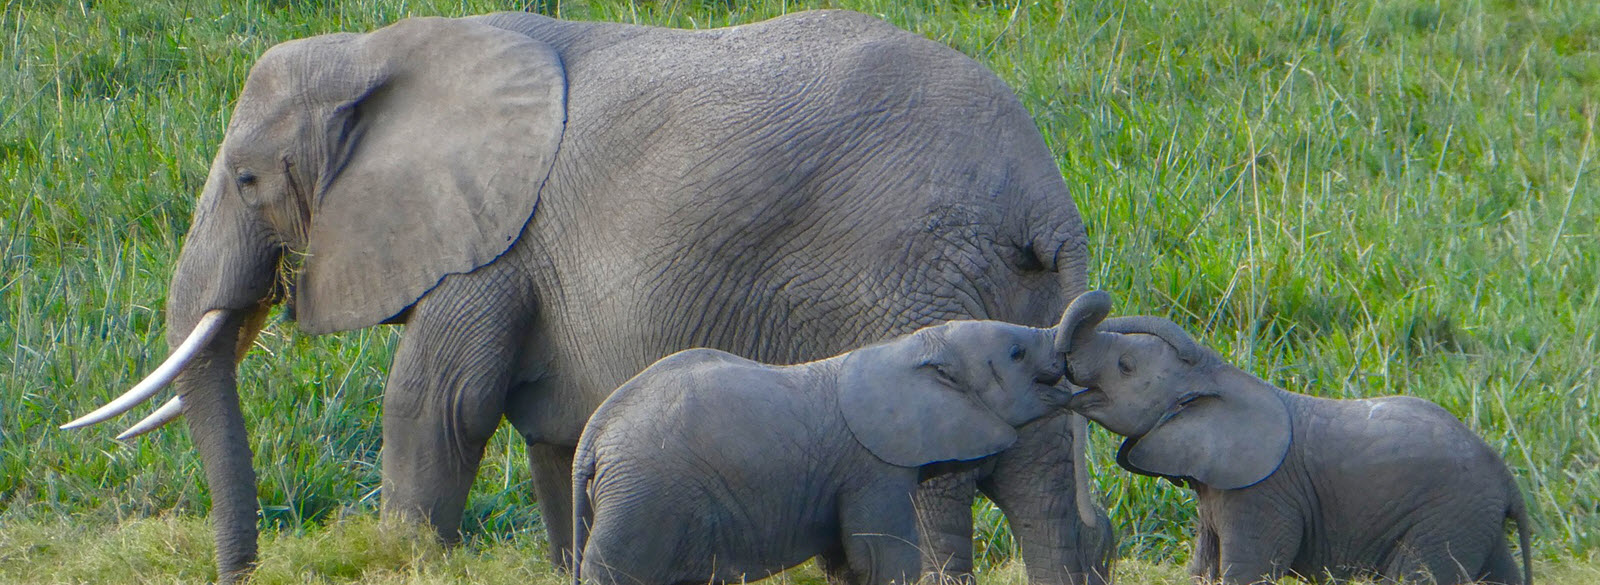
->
[1055,292,1533,585]
[574,315,1079,585]
[131,10,1109,584]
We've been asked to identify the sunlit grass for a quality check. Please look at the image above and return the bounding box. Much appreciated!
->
[3,0,1595,581]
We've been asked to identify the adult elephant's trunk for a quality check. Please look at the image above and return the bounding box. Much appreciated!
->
[161,178,282,581]
[168,306,268,581]
[66,166,282,582]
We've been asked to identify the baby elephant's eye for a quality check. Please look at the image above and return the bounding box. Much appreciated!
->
[237,170,258,187]
[1009,344,1026,362]
[1117,354,1135,375]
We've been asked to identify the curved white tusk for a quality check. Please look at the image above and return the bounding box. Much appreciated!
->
[116,396,185,440]
[61,309,228,430]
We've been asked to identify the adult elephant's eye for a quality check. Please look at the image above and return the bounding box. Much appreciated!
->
[1009,344,1026,361]
[237,170,257,187]
[1117,354,1135,375]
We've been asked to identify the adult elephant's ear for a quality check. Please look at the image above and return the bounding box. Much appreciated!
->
[1119,371,1290,490]
[838,332,1018,468]
[296,17,565,334]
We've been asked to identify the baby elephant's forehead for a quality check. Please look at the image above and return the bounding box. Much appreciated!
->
[1122,332,1177,354]
[939,320,1026,343]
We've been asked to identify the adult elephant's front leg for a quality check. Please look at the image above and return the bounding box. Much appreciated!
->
[910,468,980,583]
[380,270,534,541]
[526,443,576,569]
[979,412,1112,585]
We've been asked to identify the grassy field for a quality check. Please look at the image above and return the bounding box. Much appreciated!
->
[2,0,1596,583]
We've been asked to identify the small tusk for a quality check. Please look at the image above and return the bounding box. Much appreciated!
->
[61,309,228,430]
[116,396,184,440]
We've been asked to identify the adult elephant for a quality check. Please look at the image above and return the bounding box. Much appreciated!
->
[65,10,1109,584]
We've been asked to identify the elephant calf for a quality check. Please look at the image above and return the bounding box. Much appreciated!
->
[1056,291,1532,585]
[571,311,1082,585]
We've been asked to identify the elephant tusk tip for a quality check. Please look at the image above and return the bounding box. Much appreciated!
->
[62,310,229,433]
[115,396,185,440]
[59,415,102,431]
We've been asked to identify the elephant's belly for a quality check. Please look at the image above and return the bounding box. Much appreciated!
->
[586,484,838,584]
[504,373,604,446]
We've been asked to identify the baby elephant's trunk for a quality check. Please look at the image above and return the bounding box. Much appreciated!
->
[1050,291,1108,532]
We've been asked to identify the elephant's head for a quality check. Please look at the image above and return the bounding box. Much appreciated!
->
[62,17,567,579]
[1055,291,1290,490]
[837,310,1082,469]
[182,17,566,335]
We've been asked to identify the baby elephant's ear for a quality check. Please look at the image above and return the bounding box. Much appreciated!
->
[1121,376,1290,490]
[837,339,1018,468]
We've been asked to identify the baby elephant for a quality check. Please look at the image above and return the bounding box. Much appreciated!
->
[572,312,1088,585]
[1057,291,1532,585]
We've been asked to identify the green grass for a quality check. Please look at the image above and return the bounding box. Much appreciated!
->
[2,0,1596,582]
[1,515,1596,584]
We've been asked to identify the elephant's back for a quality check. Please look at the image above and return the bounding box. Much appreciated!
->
[1298,395,1508,487]
[1312,396,1500,466]
[545,11,1076,357]
[543,8,1027,192]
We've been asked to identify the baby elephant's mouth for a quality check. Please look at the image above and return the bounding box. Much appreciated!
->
[1065,387,1105,412]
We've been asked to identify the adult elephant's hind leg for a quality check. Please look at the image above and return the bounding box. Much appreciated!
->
[380,268,534,542]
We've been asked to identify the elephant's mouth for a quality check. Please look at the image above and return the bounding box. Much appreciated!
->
[1065,387,1104,412]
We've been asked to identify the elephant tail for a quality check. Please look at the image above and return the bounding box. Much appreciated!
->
[571,441,598,585]
[1509,474,1533,585]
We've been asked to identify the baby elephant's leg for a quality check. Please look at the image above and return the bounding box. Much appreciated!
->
[1187,523,1220,583]
[1384,521,1500,585]
[581,505,699,585]
[816,544,852,585]
[1212,516,1301,584]
[1478,537,1525,585]
[837,482,923,585]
